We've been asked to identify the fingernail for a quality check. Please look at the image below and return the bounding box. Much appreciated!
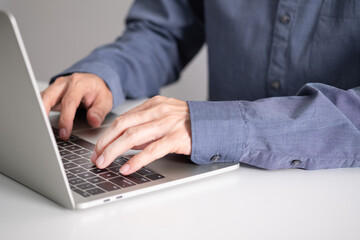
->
[90,152,97,163]
[120,163,130,175]
[96,155,104,167]
[59,128,67,139]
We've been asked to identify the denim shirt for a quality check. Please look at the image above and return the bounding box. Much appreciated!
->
[52,0,360,170]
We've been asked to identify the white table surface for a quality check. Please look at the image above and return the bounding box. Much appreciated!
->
[1,82,359,240]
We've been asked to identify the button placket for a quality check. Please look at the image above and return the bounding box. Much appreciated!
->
[280,14,291,24]
[271,80,281,90]
[266,0,299,97]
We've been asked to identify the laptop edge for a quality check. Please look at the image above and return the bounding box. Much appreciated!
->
[0,10,75,208]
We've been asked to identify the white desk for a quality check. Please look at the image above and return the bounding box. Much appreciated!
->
[1,82,360,240]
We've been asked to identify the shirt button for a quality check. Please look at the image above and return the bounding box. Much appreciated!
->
[271,80,281,90]
[210,153,222,163]
[280,14,291,24]
[291,160,302,167]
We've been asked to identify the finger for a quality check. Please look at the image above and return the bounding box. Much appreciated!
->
[81,92,96,110]
[93,109,158,156]
[123,95,167,115]
[86,93,113,128]
[131,141,154,150]
[41,80,67,115]
[96,96,175,146]
[58,83,87,139]
[51,103,61,112]
[120,136,173,175]
[92,119,169,168]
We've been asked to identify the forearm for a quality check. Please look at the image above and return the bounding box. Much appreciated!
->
[188,83,360,170]
[51,0,205,108]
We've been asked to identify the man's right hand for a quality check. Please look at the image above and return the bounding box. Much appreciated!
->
[41,73,113,140]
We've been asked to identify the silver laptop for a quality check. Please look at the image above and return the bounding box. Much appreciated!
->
[0,11,239,209]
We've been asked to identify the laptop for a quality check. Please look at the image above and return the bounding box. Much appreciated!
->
[0,10,239,209]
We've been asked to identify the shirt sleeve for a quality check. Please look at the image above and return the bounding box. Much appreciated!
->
[50,0,205,108]
[188,83,360,170]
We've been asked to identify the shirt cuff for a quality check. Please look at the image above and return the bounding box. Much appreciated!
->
[187,101,245,164]
[50,61,125,108]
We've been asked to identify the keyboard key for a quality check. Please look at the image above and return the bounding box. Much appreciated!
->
[86,188,105,195]
[73,188,91,198]
[82,153,92,159]
[109,166,121,173]
[71,139,95,150]
[136,167,155,176]
[69,178,86,185]
[64,162,77,169]
[68,167,87,174]
[81,162,96,169]
[77,182,96,190]
[58,141,74,147]
[114,157,128,165]
[89,168,109,174]
[110,177,135,188]
[64,145,82,151]
[87,176,106,184]
[59,150,72,157]
[78,172,96,179]
[108,162,120,168]
[99,172,118,179]
[97,182,121,191]
[124,173,150,184]
[146,173,165,181]
[73,158,89,165]
[69,135,78,140]
[66,172,76,179]
[73,149,92,156]
[63,154,81,161]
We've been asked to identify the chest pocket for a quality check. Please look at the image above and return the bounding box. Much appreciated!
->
[310,0,360,89]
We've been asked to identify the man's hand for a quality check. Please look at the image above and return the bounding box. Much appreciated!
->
[41,73,113,140]
[90,96,192,175]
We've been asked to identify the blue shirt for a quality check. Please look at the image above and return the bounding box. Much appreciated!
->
[52,0,360,170]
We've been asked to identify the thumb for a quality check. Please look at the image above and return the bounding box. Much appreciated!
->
[87,94,113,128]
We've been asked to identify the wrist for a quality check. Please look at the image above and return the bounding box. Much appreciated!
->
[187,101,245,164]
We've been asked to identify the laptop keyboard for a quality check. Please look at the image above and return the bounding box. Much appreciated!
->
[54,130,165,198]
